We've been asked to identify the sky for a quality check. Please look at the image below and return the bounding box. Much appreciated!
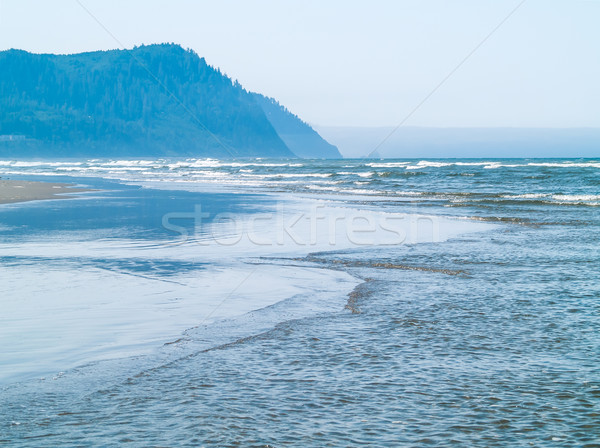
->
[0,0,599,128]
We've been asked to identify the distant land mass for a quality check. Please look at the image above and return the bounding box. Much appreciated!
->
[252,94,340,159]
[0,44,341,158]
[316,126,600,158]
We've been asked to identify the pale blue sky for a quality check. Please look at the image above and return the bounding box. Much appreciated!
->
[1,0,598,128]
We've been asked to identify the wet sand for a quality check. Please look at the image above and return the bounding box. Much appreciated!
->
[0,179,90,204]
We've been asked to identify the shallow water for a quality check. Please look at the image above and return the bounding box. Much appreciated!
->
[1,158,599,446]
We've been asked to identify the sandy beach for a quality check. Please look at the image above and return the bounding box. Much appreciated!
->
[0,179,90,204]
[1,160,598,447]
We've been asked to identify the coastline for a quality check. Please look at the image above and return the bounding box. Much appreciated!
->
[0,171,490,384]
[0,179,91,204]
[0,175,363,384]
[1,159,597,446]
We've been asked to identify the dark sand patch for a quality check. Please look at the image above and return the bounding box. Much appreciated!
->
[0,179,91,205]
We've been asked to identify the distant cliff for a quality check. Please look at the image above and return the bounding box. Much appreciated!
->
[253,94,341,158]
[0,44,338,158]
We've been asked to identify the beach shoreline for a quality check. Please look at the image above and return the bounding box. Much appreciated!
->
[0,179,91,205]
[2,160,595,446]
[0,175,365,384]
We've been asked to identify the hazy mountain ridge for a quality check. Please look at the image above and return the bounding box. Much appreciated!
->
[252,94,341,158]
[0,44,337,158]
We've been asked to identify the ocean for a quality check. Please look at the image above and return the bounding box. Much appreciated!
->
[1,158,599,447]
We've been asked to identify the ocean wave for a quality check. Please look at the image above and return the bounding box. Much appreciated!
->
[101,160,161,166]
[406,161,453,170]
[272,173,333,178]
[2,158,598,209]
[366,162,411,168]
[527,162,600,168]
[502,193,548,199]
[500,193,600,204]
[336,171,374,177]
[552,194,600,203]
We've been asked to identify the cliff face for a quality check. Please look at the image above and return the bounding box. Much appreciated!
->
[0,44,337,158]
[253,94,342,158]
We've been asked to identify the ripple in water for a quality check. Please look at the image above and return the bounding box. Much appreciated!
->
[1,158,599,446]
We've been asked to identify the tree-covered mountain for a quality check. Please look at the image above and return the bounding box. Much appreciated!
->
[0,44,338,158]
[252,94,341,158]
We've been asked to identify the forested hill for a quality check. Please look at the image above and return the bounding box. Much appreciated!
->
[0,44,338,158]
[253,94,341,158]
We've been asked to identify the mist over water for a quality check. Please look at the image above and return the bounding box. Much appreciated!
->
[1,158,599,446]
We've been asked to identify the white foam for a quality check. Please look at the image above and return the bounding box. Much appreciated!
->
[552,194,600,203]
[503,193,548,199]
[406,161,452,170]
[366,162,410,168]
[501,193,600,204]
[527,162,600,168]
